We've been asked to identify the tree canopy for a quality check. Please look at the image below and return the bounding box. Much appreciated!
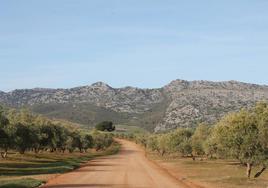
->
[0,106,114,158]
[95,121,115,132]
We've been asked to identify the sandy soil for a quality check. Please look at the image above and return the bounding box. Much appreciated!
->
[42,139,191,188]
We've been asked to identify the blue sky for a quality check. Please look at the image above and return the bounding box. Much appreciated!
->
[0,0,268,91]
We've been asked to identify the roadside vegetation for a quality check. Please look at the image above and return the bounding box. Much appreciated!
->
[0,106,119,188]
[116,102,268,187]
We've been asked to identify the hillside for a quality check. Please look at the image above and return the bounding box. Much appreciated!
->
[1,79,268,131]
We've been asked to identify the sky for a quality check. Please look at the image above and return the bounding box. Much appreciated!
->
[0,0,268,91]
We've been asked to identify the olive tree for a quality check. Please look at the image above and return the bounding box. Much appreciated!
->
[214,110,263,178]
[82,134,94,152]
[147,135,159,152]
[191,124,211,158]
[157,134,171,156]
[0,108,10,158]
[14,123,36,154]
[92,131,113,151]
[169,128,193,159]
[252,102,268,178]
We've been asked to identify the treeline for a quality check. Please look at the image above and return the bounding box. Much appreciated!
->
[0,107,113,158]
[117,102,268,179]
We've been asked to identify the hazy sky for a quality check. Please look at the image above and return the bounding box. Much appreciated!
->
[1,0,268,91]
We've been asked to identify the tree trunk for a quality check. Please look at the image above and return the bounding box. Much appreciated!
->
[246,163,252,178]
[191,154,196,161]
[254,166,266,178]
[1,151,7,158]
[19,148,26,154]
[34,148,40,154]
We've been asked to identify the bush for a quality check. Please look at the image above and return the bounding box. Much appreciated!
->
[95,121,115,132]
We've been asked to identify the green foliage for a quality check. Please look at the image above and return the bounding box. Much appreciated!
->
[0,106,115,158]
[81,134,94,152]
[135,133,148,148]
[211,102,268,178]
[157,134,172,156]
[146,135,159,152]
[95,121,115,132]
[14,123,36,154]
[191,124,211,156]
[0,114,9,128]
[92,131,113,151]
[168,128,193,156]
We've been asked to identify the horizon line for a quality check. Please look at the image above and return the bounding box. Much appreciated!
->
[1,78,268,93]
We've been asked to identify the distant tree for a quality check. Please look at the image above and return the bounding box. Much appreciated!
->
[82,134,94,152]
[95,121,115,132]
[203,128,218,159]
[39,123,57,152]
[191,124,211,158]
[157,134,171,156]
[14,123,35,154]
[53,125,69,153]
[92,131,113,151]
[135,134,148,148]
[70,131,83,153]
[0,110,9,127]
[0,128,10,158]
[66,136,75,153]
[30,125,42,153]
[0,107,12,158]
[169,128,193,159]
[147,135,159,152]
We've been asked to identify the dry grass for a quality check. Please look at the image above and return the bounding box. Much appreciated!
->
[149,153,268,188]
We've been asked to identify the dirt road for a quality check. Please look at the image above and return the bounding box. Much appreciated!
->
[43,139,189,188]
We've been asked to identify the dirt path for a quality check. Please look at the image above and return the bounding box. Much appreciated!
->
[42,139,190,188]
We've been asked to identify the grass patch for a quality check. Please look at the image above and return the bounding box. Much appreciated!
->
[0,142,120,188]
[0,178,43,188]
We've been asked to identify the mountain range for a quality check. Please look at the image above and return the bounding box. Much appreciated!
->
[1,79,268,132]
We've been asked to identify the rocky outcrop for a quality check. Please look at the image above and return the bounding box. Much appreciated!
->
[1,82,164,114]
[155,80,268,131]
[1,79,268,132]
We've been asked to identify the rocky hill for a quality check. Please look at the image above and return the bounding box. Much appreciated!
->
[1,80,268,132]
